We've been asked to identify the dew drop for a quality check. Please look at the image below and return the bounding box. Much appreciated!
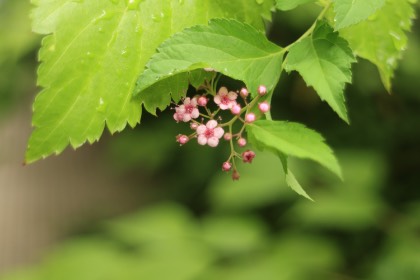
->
[151,14,159,22]
[389,31,401,41]
[96,98,107,112]
[135,24,142,33]
[127,0,141,10]
[255,0,263,4]
[98,27,104,32]
[109,0,119,4]
[160,12,165,19]
[178,0,184,4]
[97,10,113,21]
[368,13,378,21]
[121,48,128,56]
[386,57,396,67]
[399,20,408,28]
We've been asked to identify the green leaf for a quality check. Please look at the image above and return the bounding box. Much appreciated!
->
[285,21,355,122]
[246,120,342,179]
[275,0,316,11]
[338,0,417,91]
[135,18,284,114]
[333,0,386,30]
[285,169,314,201]
[26,0,274,163]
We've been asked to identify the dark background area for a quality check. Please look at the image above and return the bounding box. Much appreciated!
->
[1,1,419,279]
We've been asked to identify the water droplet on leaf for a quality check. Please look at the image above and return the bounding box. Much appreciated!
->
[127,0,141,10]
[96,98,107,112]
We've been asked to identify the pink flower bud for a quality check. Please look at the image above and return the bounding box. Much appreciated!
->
[257,85,267,96]
[240,88,249,98]
[258,101,270,113]
[190,122,198,130]
[242,150,256,163]
[222,161,232,171]
[237,137,247,147]
[232,170,240,180]
[245,113,256,123]
[231,104,241,115]
[176,134,189,145]
[224,132,232,141]
[197,96,208,106]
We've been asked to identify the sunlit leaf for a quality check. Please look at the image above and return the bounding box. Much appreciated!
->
[275,0,316,11]
[338,0,417,91]
[26,0,274,163]
[332,0,386,30]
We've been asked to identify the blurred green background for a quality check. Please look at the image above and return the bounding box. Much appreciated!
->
[1,1,420,279]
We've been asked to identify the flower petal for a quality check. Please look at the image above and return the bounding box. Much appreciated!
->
[197,135,207,145]
[218,87,228,96]
[214,127,224,138]
[206,120,218,129]
[228,91,238,100]
[214,95,221,105]
[196,124,206,135]
[207,137,219,147]
[191,108,199,119]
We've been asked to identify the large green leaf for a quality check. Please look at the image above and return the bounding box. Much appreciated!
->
[246,120,342,179]
[332,0,386,30]
[26,0,274,163]
[285,21,355,122]
[275,0,316,11]
[338,0,417,91]
[135,19,284,113]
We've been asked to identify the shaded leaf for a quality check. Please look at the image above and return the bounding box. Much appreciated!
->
[26,0,274,163]
[285,21,356,122]
[246,120,342,179]
[135,19,284,114]
[285,169,313,201]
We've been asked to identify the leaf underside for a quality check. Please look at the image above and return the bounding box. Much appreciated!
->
[285,21,356,123]
[26,0,274,163]
[285,169,313,201]
[135,18,284,114]
[247,120,342,179]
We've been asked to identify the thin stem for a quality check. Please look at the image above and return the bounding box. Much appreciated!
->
[282,2,332,52]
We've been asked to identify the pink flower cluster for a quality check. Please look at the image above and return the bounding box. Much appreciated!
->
[172,82,269,180]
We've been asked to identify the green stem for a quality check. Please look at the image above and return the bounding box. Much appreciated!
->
[282,2,332,53]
